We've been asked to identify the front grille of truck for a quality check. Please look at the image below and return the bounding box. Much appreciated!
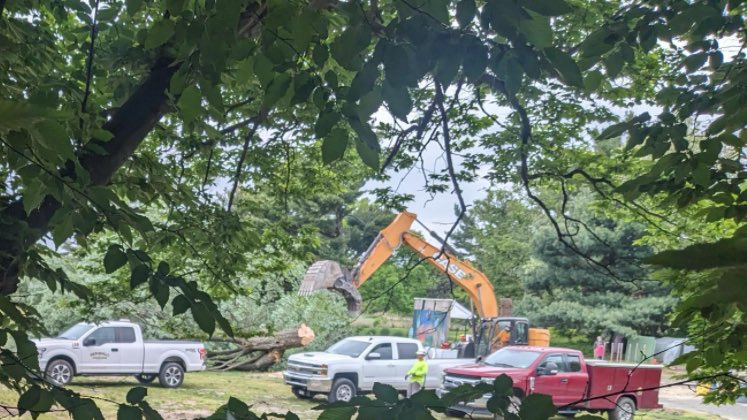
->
[286,361,323,375]
[442,374,482,390]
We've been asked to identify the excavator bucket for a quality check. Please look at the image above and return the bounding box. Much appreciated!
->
[298,260,362,314]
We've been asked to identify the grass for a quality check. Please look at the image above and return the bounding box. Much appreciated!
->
[0,372,725,419]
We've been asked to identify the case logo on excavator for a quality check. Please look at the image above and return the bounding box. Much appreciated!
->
[432,253,469,280]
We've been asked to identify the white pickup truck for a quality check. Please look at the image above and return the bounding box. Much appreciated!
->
[33,320,206,388]
[283,336,473,402]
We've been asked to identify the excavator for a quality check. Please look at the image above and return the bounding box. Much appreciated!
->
[298,211,550,358]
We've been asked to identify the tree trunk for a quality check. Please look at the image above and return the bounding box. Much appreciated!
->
[208,324,315,371]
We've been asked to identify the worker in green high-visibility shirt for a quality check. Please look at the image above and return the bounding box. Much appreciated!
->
[405,350,428,397]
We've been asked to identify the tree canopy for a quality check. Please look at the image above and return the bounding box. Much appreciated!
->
[2,0,747,416]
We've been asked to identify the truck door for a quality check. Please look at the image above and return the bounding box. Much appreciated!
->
[362,343,397,390]
[564,353,588,404]
[114,326,143,373]
[78,327,121,373]
[533,353,569,405]
[393,342,419,389]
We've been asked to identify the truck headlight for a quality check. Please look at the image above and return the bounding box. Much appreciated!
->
[37,347,46,357]
[319,364,328,376]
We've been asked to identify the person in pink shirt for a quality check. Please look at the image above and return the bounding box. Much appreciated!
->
[594,336,606,360]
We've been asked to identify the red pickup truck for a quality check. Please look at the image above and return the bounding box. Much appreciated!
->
[436,346,662,419]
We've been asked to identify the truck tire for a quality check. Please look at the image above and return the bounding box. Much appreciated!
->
[292,386,314,399]
[158,362,184,388]
[45,359,74,386]
[328,378,356,403]
[609,397,636,420]
[135,374,157,384]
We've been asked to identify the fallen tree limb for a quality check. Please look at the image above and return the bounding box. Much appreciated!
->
[207,324,315,371]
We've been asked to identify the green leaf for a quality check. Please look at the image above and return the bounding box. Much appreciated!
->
[52,217,74,248]
[263,73,292,108]
[97,6,119,21]
[150,279,170,309]
[493,374,513,395]
[519,394,557,419]
[126,387,148,404]
[350,120,379,170]
[18,385,41,411]
[157,261,170,276]
[104,245,128,274]
[544,48,583,87]
[318,406,356,420]
[0,100,64,132]
[33,120,74,159]
[372,382,398,403]
[315,111,341,138]
[522,0,573,16]
[691,164,711,187]
[130,264,150,289]
[227,397,251,417]
[456,0,476,28]
[645,236,747,270]
[349,61,379,102]
[462,41,488,80]
[117,404,143,420]
[253,55,274,87]
[126,0,144,15]
[313,44,329,68]
[144,19,175,50]
[584,70,604,91]
[684,52,707,72]
[382,44,413,87]
[291,75,316,106]
[597,122,629,140]
[382,83,412,121]
[604,50,625,78]
[579,28,616,58]
[177,86,202,124]
[519,14,553,48]
[322,128,349,164]
[357,86,383,119]
[192,302,216,335]
[172,295,191,316]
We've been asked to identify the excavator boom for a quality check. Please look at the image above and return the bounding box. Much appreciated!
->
[298,211,498,317]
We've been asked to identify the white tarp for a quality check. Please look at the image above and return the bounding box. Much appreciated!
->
[413,298,473,320]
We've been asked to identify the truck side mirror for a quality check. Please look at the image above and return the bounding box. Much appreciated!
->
[366,352,381,360]
[83,338,96,347]
[538,362,558,376]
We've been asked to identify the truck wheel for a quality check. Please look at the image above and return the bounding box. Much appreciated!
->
[328,378,356,403]
[45,359,74,386]
[292,386,314,399]
[135,374,157,384]
[609,397,636,420]
[158,362,184,388]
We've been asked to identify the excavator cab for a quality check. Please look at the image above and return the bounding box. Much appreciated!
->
[473,317,530,358]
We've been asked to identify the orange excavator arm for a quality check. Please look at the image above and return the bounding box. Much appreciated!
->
[300,211,498,318]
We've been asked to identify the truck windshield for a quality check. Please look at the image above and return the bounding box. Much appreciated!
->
[326,339,370,357]
[57,323,94,340]
[484,349,541,368]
